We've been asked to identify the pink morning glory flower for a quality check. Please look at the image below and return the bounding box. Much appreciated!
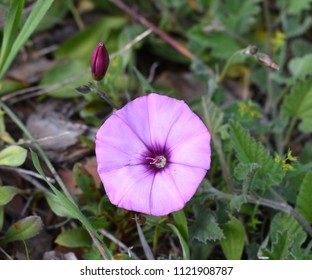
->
[95,93,211,216]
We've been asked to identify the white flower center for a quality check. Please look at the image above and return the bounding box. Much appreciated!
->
[146,155,167,168]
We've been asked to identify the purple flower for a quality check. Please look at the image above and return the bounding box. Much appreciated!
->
[95,93,211,216]
[91,42,110,81]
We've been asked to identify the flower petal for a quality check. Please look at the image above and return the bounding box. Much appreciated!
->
[169,132,211,169]
[114,95,152,146]
[99,164,153,213]
[96,114,146,171]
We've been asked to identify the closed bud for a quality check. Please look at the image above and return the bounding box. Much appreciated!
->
[256,53,279,71]
[91,42,110,81]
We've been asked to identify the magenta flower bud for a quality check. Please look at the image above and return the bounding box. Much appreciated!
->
[91,42,110,81]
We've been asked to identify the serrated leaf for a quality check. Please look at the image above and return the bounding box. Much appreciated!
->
[220,0,261,34]
[45,193,77,219]
[269,212,306,243]
[0,186,23,206]
[55,228,92,248]
[0,216,43,245]
[282,77,312,133]
[230,121,284,186]
[0,145,27,166]
[262,231,290,260]
[202,97,224,136]
[189,207,224,243]
[296,172,312,223]
[229,195,247,212]
[220,217,246,260]
[289,231,308,260]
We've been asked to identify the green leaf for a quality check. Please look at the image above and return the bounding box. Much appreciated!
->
[0,0,24,69]
[202,97,225,137]
[269,212,306,244]
[39,60,90,98]
[234,163,260,193]
[0,145,27,166]
[262,231,291,260]
[220,217,246,260]
[172,209,188,242]
[55,16,127,62]
[73,163,97,200]
[133,67,155,93]
[30,150,113,259]
[45,193,77,219]
[0,216,43,245]
[168,223,190,260]
[229,195,247,212]
[276,0,312,15]
[296,172,312,223]
[0,186,23,206]
[230,121,284,186]
[282,77,312,133]
[55,228,92,248]
[288,54,312,80]
[220,0,261,34]
[189,207,224,243]
[0,0,55,80]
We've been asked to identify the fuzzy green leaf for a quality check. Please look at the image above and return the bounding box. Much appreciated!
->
[220,0,262,34]
[220,217,246,260]
[0,145,27,167]
[202,97,225,137]
[296,172,312,223]
[189,207,224,243]
[55,228,92,248]
[283,77,312,133]
[230,121,284,186]
[0,186,23,206]
[276,0,312,15]
[262,231,291,260]
[0,216,43,245]
[269,212,306,243]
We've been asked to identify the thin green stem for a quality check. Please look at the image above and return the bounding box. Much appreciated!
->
[284,117,297,149]
[217,50,242,84]
[67,0,85,31]
[207,185,312,238]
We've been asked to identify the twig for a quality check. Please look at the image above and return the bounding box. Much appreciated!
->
[100,228,140,260]
[135,214,155,260]
[207,185,312,238]
[111,28,153,58]
[0,247,13,260]
[0,166,55,185]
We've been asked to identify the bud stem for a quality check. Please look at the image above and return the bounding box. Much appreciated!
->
[88,83,118,109]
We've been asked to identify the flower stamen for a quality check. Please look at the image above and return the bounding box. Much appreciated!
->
[146,155,167,169]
